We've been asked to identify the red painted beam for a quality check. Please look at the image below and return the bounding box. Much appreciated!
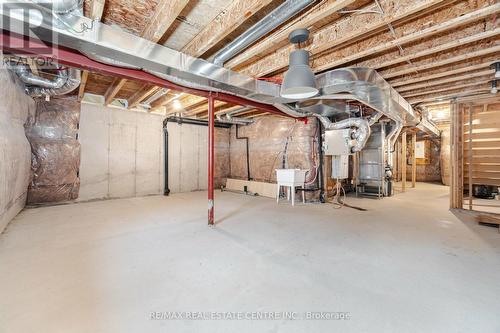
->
[207,95,215,226]
[0,32,302,119]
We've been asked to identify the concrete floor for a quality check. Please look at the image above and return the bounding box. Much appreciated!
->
[1,183,499,332]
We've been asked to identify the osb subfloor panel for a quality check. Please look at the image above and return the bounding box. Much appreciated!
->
[1,183,500,332]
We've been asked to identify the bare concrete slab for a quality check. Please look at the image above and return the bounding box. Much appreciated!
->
[1,183,499,332]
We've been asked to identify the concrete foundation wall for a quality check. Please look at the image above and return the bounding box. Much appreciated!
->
[78,104,230,200]
[78,103,164,201]
[167,122,230,193]
[0,70,35,233]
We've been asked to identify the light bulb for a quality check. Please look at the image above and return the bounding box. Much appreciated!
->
[173,99,182,110]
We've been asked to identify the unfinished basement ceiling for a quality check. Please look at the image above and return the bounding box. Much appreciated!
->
[76,0,500,118]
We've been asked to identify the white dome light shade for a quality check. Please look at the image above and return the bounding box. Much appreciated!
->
[281,49,318,99]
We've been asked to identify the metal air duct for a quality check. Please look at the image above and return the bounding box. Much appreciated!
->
[212,0,315,66]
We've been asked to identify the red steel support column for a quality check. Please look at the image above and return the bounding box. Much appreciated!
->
[208,94,215,225]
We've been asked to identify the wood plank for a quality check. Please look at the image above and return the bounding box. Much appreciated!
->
[412,132,416,188]
[477,214,500,226]
[402,132,407,192]
[450,102,464,209]
[384,45,500,80]
[402,80,491,98]
[398,69,495,93]
[182,0,274,57]
[141,0,191,42]
[408,88,490,104]
[376,29,500,70]
[234,0,450,75]
[391,62,493,87]
[88,0,105,20]
[464,171,500,179]
[464,178,500,186]
[314,4,500,73]
[128,85,159,109]
[104,77,127,105]
[225,178,277,198]
[471,149,500,156]
[226,0,357,69]
[464,132,500,140]
[465,156,500,164]
[78,70,89,101]
[468,104,473,210]
[470,141,500,149]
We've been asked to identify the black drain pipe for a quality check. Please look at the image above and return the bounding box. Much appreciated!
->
[317,118,325,203]
[162,116,232,196]
[163,125,170,195]
[235,124,251,181]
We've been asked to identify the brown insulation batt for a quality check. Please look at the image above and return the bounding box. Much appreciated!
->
[229,116,318,184]
[26,97,81,204]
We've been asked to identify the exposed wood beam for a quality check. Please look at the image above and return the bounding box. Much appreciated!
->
[383,45,500,79]
[397,70,494,93]
[78,70,89,101]
[128,85,159,109]
[114,0,190,102]
[88,0,105,20]
[375,29,500,70]
[182,0,274,57]
[402,80,492,98]
[141,0,191,42]
[80,0,104,101]
[312,3,500,73]
[26,58,39,76]
[409,88,491,104]
[185,100,228,116]
[402,132,407,192]
[151,92,184,111]
[236,0,456,76]
[226,0,357,69]
[104,77,127,105]
[391,62,496,87]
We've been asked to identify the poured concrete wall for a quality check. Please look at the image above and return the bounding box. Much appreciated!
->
[166,122,230,193]
[78,104,230,201]
[0,70,35,233]
[78,103,164,201]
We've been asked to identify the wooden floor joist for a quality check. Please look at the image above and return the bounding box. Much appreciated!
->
[313,4,500,74]
[226,0,357,69]
[397,69,495,92]
[181,0,275,57]
[236,0,453,76]
[390,62,496,87]
[383,45,500,80]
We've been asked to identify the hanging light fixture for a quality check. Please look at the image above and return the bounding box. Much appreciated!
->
[491,62,500,79]
[280,28,318,99]
[491,80,498,94]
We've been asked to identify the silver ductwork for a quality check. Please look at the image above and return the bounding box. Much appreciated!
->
[313,114,371,153]
[0,1,439,137]
[10,63,81,97]
[52,0,82,14]
[28,67,81,96]
[212,0,316,66]
[216,114,254,126]
[11,64,66,89]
